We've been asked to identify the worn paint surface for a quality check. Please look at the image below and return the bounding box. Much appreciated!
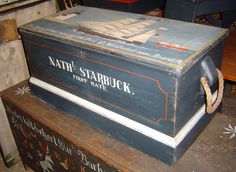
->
[18,7,227,163]
[0,0,56,167]
[0,0,56,27]
[0,0,18,6]
[20,6,227,73]
[0,40,29,164]
[22,33,176,135]
[19,6,226,136]
[0,40,29,91]
[0,19,18,42]
[0,0,47,13]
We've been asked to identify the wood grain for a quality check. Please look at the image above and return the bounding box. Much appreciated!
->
[0,0,56,27]
[0,0,46,13]
[0,19,18,42]
[222,29,236,82]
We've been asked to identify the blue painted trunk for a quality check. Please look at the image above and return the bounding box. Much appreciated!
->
[19,6,227,164]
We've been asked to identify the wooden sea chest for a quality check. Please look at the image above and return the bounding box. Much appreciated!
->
[19,6,227,164]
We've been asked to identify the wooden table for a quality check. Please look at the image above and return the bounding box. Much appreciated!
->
[222,29,236,82]
[221,29,236,94]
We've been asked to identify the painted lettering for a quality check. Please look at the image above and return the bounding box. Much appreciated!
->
[80,67,86,77]
[6,106,72,156]
[77,150,104,172]
[97,73,104,85]
[90,81,107,91]
[48,55,134,95]
[117,80,122,90]
[123,82,131,94]
[79,67,133,94]
[90,71,97,81]
[73,74,88,84]
[103,75,109,86]
[5,106,112,172]
[48,56,75,73]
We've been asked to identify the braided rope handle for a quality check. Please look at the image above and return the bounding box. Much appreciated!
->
[200,69,224,114]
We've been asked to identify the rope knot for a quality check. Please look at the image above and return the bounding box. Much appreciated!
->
[200,69,224,114]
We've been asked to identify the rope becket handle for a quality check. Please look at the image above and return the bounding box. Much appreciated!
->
[200,69,224,114]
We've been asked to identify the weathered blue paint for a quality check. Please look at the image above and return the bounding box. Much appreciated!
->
[20,7,227,74]
[22,34,175,135]
[29,82,213,165]
[19,6,227,134]
[19,6,227,164]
